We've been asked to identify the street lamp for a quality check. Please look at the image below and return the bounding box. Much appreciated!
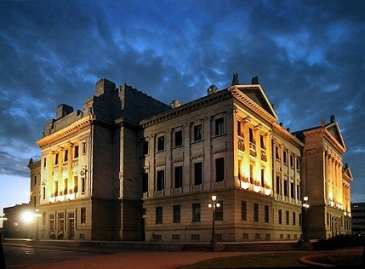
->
[208,195,220,248]
[302,196,310,242]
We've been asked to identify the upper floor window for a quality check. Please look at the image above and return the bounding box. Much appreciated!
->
[260,135,265,149]
[55,153,59,165]
[254,203,259,222]
[249,128,255,144]
[74,145,79,159]
[174,130,183,147]
[64,149,68,162]
[194,124,202,141]
[157,170,164,190]
[237,120,243,136]
[283,150,288,164]
[143,141,149,155]
[43,157,47,167]
[290,154,295,168]
[157,136,165,151]
[215,117,224,136]
[275,145,281,160]
[215,157,225,182]
[174,166,183,188]
[194,162,203,185]
[82,142,87,155]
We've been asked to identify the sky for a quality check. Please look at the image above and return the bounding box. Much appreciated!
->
[1,0,365,216]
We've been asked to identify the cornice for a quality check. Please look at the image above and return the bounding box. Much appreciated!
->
[36,116,95,148]
[140,90,232,128]
[272,123,304,149]
[304,127,345,153]
[228,86,277,125]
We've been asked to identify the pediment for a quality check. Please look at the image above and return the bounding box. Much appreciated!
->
[234,85,278,119]
[326,122,346,150]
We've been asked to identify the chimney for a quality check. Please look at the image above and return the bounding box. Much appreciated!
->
[321,119,325,127]
[330,115,335,123]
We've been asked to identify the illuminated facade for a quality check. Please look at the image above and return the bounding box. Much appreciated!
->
[28,75,352,241]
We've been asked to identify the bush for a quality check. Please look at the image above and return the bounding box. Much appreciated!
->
[313,234,365,250]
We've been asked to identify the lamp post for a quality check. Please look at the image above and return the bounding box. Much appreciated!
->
[302,196,310,242]
[208,195,220,248]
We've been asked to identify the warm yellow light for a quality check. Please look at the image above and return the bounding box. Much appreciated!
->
[254,185,261,193]
[241,182,249,190]
[21,211,35,223]
[211,195,217,202]
[303,196,308,202]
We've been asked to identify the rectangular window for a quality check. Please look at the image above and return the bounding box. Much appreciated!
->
[43,187,45,200]
[81,207,86,223]
[260,135,265,149]
[293,212,296,225]
[64,149,68,162]
[174,166,183,188]
[265,205,269,222]
[174,130,183,147]
[192,203,201,222]
[194,162,202,185]
[194,124,202,141]
[254,203,259,222]
[191,234,200,241]
[156,207,163,224]
[142,172,148,193]
[237,120,242,136]
[276,145,280,160]
[261,168,265,186]
[241,201,247,221]
[33,175,37,186]
[290,182,294,198]
[64,178,68,194]
[290,154,294,168]
[215,158,225,182]
[278,209,282,224]
[74,176,78,193]
[43,157,47,167]
[143,141,149,155]
[157,136,165,151]
[55,153,59,165]
[283,150,288,164]
[276,175,280,194]
[74,145,79,159]
[81,177,86,194]
[249,128,255,143]
[173,205,180,223]
[82,142,86,154]
[215,117,224,135]
[284,179,288,196]
[172,234,180,241]
[157,170,164,191]
[286,210,290,225]
[215,201,223,221]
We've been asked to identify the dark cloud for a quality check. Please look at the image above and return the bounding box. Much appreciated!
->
[1,0,365,211]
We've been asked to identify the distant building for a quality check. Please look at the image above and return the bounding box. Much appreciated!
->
[351,202,365,235]
[25,75,352,241]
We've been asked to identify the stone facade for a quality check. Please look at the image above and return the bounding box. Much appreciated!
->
[25,76,352,241]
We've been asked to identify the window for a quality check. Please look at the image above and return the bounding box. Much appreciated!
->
[260,135,265,149]
[55,153,59,165]
[276,175,280,194]
[275,145,280,160]
[283,150,288,164]
[290,182,294,198]
[215,201,223,221]
[174,166,183,188]
[173,205,180,223]
[261,168,265,187]
[249,128,255,143]
[241,201,247,221]
[194,124,202,141]
[74,176,78,193]
[192,203,201,222]
[286,210,289,225]
[81,207,86,223]
[265,205,269,222]
[43,157,47,167]
[293,212,296,225]
[174,130,183,147]
[191,234,200,241]
[64,149,68,162]
[54,181,59,196]
[42,187,45,200]
[254,203,259,222]
[82,142,86,154]
[215,117,224,135]
[157,136,165,151]
[143,141,149,155]
[284,179,288,196]
[172,234,180,241]
[278,209,282,224]
[215,158,224,182]
[296,157,301,171]
[64,178,68,194]
[156,207,163,224]
[33,175,37,186]
[249,164,254,183]
[142,172,148,193]
[157,170,164,191]
[81,177,86,194]
[194,162,202,185]
[237,120,242,136]
[290,154,294,168]
[74,145,79,159]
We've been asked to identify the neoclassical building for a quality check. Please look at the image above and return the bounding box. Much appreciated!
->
[28,75,352,241]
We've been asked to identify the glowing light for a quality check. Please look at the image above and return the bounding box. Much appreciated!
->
[241,181,249,190]
[253,185,261,193]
